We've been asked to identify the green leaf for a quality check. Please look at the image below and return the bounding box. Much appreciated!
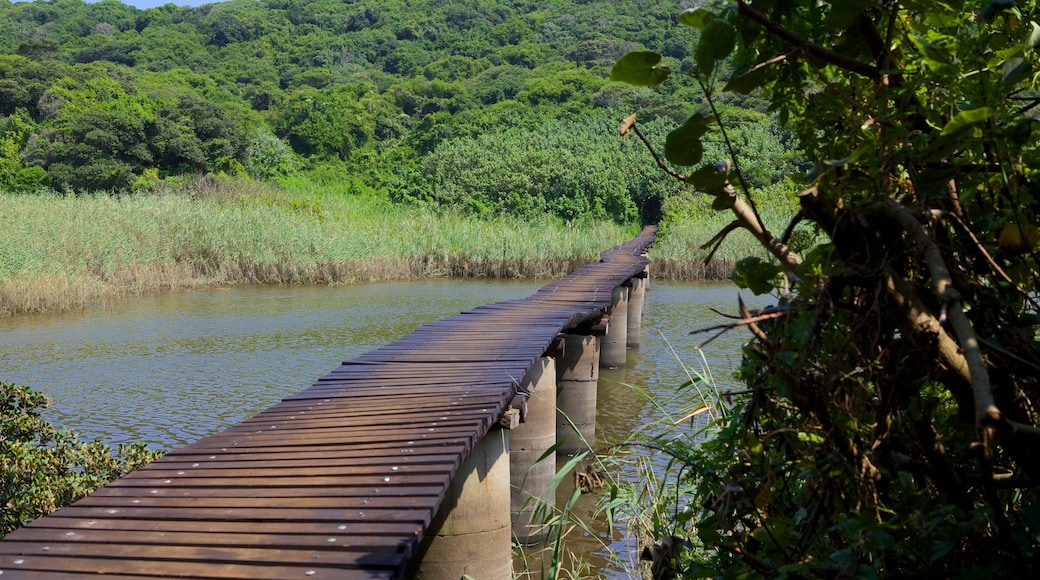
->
[909,33,955,74]
[678,8,716,30]
[724,63,771,95]
[1027,22,1040,49]
[664,113,713,166]
[1007,119,1033,147]
[711,191,737,210]
[694,19,736,78]
[732,257,780,295]
[903,0,961,28]
[685,163,730,195]
[1000,57,1030,86]
[822,0,873,30]
[940,106,995,137]
[665,136,703,166]
[698,526,722,544]
[798,431,825,444]
[914,167,958,198]
[610,51,671,86]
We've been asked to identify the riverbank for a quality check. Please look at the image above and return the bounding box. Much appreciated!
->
[0,184,756,317]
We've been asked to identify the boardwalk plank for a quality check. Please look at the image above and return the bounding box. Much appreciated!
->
[21,519,423,538]
[0,545,403,578]
[5,528,415,554]
[27,506,433,524]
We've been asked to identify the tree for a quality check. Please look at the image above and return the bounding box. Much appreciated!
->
[276,83,381,160]
[35,103,154,192]
[0,108,45,191]
[152,93,248,175]
[246,127,297,181]
[612,0,1040,576]
[0,55,67,117]
[517,61,607,111]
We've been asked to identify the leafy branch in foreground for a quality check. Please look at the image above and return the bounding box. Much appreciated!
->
[1,381,164,536]
[613,0,1040,576]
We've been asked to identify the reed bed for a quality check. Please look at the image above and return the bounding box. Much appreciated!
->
[0,187,635,316]
[0,182,794,317]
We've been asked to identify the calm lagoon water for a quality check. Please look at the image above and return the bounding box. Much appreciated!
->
[0,277,765,576]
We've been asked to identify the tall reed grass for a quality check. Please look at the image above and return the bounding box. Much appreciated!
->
[0,184,637,316]
[0,180,784,317]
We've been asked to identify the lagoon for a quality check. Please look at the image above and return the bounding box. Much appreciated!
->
[0,278,763,576]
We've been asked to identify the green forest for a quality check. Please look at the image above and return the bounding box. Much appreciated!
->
[0,0,803,224]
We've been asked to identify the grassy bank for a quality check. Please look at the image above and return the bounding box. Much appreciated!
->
[0,183,785,317]
[0,184,634,316]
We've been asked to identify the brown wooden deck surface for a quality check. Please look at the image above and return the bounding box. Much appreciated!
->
[0,226,655,579]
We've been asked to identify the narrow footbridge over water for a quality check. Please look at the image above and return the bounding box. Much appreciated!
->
[0,226,656,579]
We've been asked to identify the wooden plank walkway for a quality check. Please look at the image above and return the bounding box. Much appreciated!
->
[0,226,655,579]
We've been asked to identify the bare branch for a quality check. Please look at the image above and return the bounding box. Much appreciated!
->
[946,178,964,218]
[779,211,806,246]
[740,296,771,344]
[730,188,803,269]
[690,306,789,342]
[936,209,1040,313]
[875,200,1000,431]
[978,337,1040,374]
[806,59,878,118]
[699,220,743,264]
[622,116,686,182]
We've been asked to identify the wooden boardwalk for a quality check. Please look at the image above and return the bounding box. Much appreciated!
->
[0,226,655,579]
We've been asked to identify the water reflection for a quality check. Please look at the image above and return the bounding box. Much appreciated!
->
[523,281,768,579]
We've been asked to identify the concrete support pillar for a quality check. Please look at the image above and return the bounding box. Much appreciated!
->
[627,276,647,348]
[600,286,629,368]
[416,428,511,580]
[509,356,557,545]
[556,334,599,455]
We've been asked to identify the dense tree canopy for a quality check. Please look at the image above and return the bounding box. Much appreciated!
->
[0,0,793,223]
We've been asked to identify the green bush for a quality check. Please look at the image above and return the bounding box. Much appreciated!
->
[1,381,164,536]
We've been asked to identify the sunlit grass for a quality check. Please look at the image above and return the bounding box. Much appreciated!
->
[0,184,636,316]
[0,179,794,317]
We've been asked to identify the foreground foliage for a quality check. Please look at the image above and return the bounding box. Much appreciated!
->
[613,0,1040,576]
[1,381,164,536]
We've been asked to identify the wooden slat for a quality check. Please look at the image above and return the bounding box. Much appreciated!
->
[0,226,655,578]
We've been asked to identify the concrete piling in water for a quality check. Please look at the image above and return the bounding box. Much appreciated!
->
[415,428,512,580]
[627,274,647,348]
[509,356,557,545]
[600,285,629,368]
[556,333,599,455]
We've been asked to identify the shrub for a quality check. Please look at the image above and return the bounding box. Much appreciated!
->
[1,381,164,536]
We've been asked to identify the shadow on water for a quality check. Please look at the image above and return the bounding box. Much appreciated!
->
[515,281,768,578]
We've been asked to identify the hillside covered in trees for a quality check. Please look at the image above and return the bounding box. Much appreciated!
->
[0,0,804,224]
